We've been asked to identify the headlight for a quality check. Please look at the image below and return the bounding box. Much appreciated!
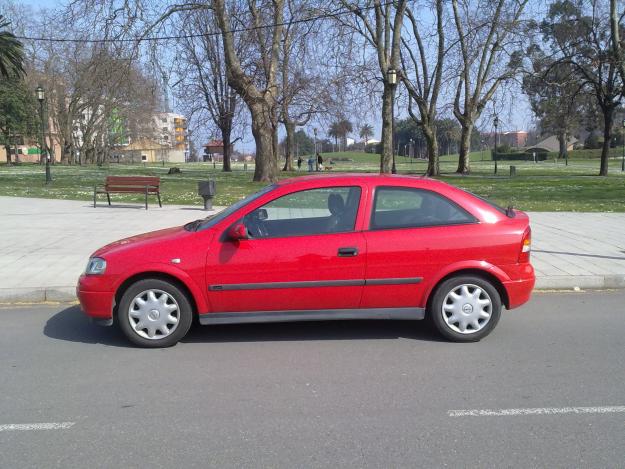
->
[85,257,107,275]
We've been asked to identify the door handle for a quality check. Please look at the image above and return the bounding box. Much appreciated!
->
[338,247,358,257]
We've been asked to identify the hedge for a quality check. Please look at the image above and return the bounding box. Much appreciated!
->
[492,151,548,161]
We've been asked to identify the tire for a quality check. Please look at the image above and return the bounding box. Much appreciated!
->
[428,275,502,342]
[117,278,193,348]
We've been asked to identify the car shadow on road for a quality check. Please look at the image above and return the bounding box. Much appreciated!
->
[44,305,132,347]
[45,306,445,346]
[182,319,445,344]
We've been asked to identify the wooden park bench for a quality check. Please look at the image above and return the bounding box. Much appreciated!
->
[94,176,162,210]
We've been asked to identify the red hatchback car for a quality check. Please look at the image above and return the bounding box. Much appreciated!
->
[77,174,534,347]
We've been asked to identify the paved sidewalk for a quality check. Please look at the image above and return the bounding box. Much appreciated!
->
[0,197,220,302]
[1,196,624,302]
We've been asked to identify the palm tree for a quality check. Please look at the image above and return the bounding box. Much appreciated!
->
[328,119,354,152]
[0,16,24,79]
[359,123,373,148]
[328,122,340,152]
[336,119,353,151]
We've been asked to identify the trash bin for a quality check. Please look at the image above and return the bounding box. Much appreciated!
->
[510,165,516,177]
[198,180,216,210]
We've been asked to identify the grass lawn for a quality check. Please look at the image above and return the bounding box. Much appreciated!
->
[1,152,624,212]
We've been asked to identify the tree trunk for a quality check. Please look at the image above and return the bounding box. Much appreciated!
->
[423,126,440,176]
[600,107,613,176]
[272,114,279,170]
[557,132,568,160]
[250,102,278,182]
[282,122,295,171]
[61,140,70,164]
[4,143,11,165]
[456,122,473,173]
[221,126,232,172]
[380,83,395,173]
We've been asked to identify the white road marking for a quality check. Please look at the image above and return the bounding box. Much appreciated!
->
[448,406,625,417]
[0,422,75,432]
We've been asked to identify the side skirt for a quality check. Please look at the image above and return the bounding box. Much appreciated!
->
[199,307,425,325]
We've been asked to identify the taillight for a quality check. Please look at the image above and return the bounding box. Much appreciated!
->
[518,227,531,263]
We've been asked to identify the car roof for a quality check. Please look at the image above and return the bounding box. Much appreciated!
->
[275,173,464,192]
[277,173,427,186]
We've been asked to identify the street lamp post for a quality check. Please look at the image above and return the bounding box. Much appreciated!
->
[36,86,51,184]
[622,119,625,172]
[388,68,397,174]
[493,116,499,175]
[313,127,318,171]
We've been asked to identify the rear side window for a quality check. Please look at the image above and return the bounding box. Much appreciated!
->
[371,187,476,230]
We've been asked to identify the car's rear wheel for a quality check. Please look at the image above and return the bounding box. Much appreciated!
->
[429,276,502,342]
[118,279,193,348]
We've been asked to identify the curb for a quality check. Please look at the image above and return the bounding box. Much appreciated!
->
[535,275,625,290]
[0,287,75,303]
[2,275,625,304]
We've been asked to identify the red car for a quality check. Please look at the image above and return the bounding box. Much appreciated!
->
[77,174,534,347]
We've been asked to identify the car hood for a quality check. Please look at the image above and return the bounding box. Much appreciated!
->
[92,226,188,257]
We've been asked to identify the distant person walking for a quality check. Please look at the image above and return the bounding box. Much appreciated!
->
[297,156,303,171]
[307,156,314,172]
[317,153,323,172]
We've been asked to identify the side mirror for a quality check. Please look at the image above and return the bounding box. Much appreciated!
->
[228,222,249,241]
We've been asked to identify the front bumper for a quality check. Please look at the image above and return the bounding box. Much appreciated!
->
[77,274,114,322]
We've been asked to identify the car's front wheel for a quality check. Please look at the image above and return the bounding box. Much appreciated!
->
[429,276,502,342]
[117,279,193,347]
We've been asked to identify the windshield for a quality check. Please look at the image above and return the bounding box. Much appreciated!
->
[190,184,277,231]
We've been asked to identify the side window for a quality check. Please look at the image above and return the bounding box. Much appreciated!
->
[243,186,361,238]
[371,187,476,230]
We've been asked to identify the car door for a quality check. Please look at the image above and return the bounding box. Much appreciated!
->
[205,185,367,313]
[361,185,479,309]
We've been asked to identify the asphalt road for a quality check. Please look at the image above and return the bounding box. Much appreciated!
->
[1,291,625,468]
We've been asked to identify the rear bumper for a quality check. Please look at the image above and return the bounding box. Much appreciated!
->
[77,274,114,321]
[502,263,535,309]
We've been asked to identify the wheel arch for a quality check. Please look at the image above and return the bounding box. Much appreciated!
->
[425,268,510,312]
[114,271,200,321]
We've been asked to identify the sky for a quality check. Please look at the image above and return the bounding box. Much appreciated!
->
[18,0,533,152]
[24,0,58,7]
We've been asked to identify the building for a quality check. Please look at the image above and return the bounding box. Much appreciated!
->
[154,112,189,161]
[203,139,233,162]
[113,137,186,163]
[526,135,577,154]
[483,130,528,148]
[1,115,62,164]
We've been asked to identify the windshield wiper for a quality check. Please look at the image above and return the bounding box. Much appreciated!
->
[184,219,204,231]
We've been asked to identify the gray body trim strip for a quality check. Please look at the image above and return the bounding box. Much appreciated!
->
[366,277,423,286]
[209,279,364,291]
[199,307,425,325]
[208,277,422,291]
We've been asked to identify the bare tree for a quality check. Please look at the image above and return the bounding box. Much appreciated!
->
[338,0,408,173]
[23,3,157,166]
[174,8,241,172]
[610,0,625,86]
[213,0,284,182]
[400,0,445,176]
[451,0,529,173]
[279,0,331,171]
[542,0,622,176]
